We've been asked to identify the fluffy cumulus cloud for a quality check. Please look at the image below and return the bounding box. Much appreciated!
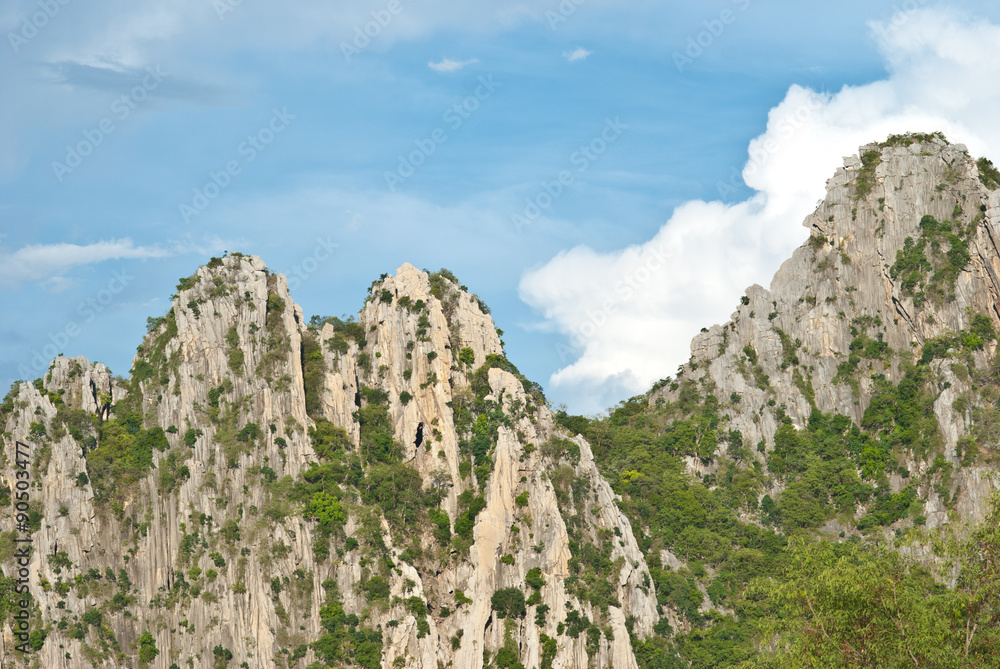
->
[519,7,1000,415]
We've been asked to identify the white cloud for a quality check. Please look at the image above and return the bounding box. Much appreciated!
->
[520,7,1000,415]
[2,1,559,68]
[563,47,592,62]
[0,238,173,288]
[428,58,479,73]
[3,0,637,69]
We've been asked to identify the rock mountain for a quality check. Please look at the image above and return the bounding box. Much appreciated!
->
[1,132,999,668]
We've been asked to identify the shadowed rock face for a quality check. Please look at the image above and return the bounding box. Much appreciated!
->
[2,135,999,668]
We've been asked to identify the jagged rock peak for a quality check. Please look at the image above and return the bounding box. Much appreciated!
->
[809,132,984,245]
[660,131,1000,530]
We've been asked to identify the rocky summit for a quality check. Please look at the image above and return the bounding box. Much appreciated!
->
[2,132,1000,668]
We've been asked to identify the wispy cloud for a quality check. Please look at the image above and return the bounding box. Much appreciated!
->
[0,238,175,289]
[563,47,591,62]
[428,58,479,73]
[45,60,226,103]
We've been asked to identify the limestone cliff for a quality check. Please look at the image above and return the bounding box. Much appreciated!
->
[0,258,656,668]
[3,132,1000,669]
[664,133,1000,530]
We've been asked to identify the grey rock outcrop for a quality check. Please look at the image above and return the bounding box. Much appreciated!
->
[1,257,656,668]
[665,134,1000,530]
[5,133,1000,668]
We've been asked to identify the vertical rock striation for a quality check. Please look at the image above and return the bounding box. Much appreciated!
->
[1,257,656,668]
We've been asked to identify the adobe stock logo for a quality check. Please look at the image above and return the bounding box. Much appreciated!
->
[7,0,71,54]
[715,96,822,198]
[384,76,500,191]
[214,0,243,20]
[179,108,295,223]
[555,246,668,363]
[512,117,627,232]
[17,269,133,379]
[285,236,339,290]
[673,0,751,72]
[340,0,412,61]
[52,66,167,182]
[546,0,588,31]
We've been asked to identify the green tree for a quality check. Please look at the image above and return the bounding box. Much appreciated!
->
[491,587,526,619]
[309,419,351,460]
[138,630,158,663]
[744,495,1000,669]
[28,629,46,651]
[459,347,475,366]
[308,491,345,530]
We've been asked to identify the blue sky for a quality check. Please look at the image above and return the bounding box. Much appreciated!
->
[3,0,1000,414]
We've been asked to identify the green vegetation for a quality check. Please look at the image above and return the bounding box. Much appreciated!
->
[833,316,891,393]
[889,215,973,306]
[448,353,545,486]
[301,329,326,417]
[176,274,199,292]
[428,507,451,545]
[137,631,158,663]
[309,420,351,459]
[317,315,367,355]
[282,372,439,576]
[0,575,28,628]
[9,251,1000,669]
[257,290,291,380]
[491,587,526,619]
[428,268,460,301]
[453,491,486,545]
[919,313,996,364]
[554,331,1000,668]
[459,347,475,366]
[183,428,202,447]
[977,157,1000,190]
[86,407,167,503]
[745,496,1000,667]
[310,581,382,668]
[157,448,191,494]
[224,325,244,374]
[132,309,178,388]
[212,646,233,669]
[525,567,545,591]
[879,132,948,148]
[853,149,881,200]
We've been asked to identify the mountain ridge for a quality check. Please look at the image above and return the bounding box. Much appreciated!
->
[2,131,1000,667]
[665,132,1000,529]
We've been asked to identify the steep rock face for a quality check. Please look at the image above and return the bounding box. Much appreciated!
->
[319,263,505,518]
[1,256,326,668]
[7,134,998,669]
[0,359,126,663]
[310,265,657,669]
[450,368,657,669]
[663,134,1000,530]
[0,258,657,668]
